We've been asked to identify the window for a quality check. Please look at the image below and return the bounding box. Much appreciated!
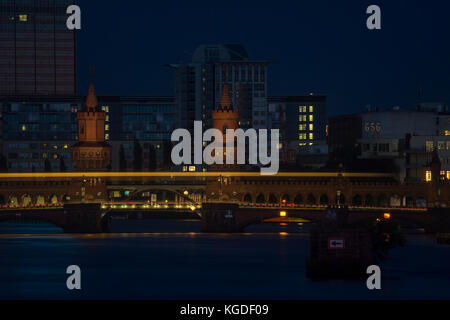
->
[309,115,314,122]
[309,133,314,140]
[426,170,432,182]
[426,141,434,152]
[299,106,307,113]
[299,124,306,131]
[445,130,450,136]
[19,14,27,22]
[447,171,450,180]
[189,166,196,172]
[309,106,314,113]
[309,124,314,131]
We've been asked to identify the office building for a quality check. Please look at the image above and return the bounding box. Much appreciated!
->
[0,95,176,172]
[268,95,327,164]
[0,0,76,95]
[170,44,272,132]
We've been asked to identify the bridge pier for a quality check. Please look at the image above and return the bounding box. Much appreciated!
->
[63,203,109,233]
[201,203,241,233]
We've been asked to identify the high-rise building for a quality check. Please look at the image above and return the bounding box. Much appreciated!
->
[169,44,272,133]
[268,95,327,163]
[0,0,76,95]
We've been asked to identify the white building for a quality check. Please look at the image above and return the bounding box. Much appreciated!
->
[357,106,450,182]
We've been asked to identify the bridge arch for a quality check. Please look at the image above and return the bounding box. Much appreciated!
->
[352,194,362,206]
[319,194,329,205]
[268,194,278,204]
[377,194,388,207]
[294,194,303,205]
[22,194,32,207]
[36,195,46,206]
[49,194,59,204]
[256,194,265,204]
[365,194,374,206]
[307,194,316,206]
[243,193,252,203]
[281,194,290,205]
[9,195,19,208]
[390,194,401,207]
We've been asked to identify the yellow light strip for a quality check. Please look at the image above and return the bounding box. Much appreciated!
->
[0,172,393,179]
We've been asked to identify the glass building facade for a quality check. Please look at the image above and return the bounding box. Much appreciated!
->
[0,95,176,172]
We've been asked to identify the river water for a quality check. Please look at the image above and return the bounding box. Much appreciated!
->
[0,220,449,300]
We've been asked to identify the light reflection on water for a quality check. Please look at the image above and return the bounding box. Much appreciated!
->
[0,220,449,300]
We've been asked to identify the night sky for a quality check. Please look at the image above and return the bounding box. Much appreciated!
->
[76,0,450,115]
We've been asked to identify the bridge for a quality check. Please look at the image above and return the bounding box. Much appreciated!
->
[0,171,448,233]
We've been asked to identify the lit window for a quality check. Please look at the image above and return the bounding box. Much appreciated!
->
[426,141,434,152]
[19,14,27,22]
[106,115,109,122]
[102,106,109,113]
[182,166,187,172]
[447,171,450,180]
[63,145,69,149]
[445,130,450,136]
[309,133,314,140]
[426,171,432,182]
[105,134,110,140]
[309,124,314,131]
[21,125,26,131]
[309,115,314,122]
[189,166,196,172]
[309,106,314,113]
[105,124,110,131]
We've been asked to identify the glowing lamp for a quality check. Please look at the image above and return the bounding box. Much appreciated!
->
[280,211,287,217]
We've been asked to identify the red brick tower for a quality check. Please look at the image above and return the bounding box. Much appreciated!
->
[211,83,240,168]
[72,71,111,171]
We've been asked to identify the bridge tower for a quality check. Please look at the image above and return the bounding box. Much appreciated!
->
[211,82,240,169]
[72,69,111,171]
[429,149,443,207]
[208,82,241,201]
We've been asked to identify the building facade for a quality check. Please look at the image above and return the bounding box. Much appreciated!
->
[170,44,272,133]
[0,95,176,172]
[0,0,77,95]
[268,95,327,164]
[328,105,450,182]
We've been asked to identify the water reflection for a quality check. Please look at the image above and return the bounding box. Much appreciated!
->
[0,220,449,300]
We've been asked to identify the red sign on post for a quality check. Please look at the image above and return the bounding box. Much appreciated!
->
[328,238,345,250]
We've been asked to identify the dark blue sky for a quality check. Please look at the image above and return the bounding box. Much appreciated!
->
[77,0,450,115]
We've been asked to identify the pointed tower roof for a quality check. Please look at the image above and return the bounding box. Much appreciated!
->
[86,66,98,111]
[218,83,233,110]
